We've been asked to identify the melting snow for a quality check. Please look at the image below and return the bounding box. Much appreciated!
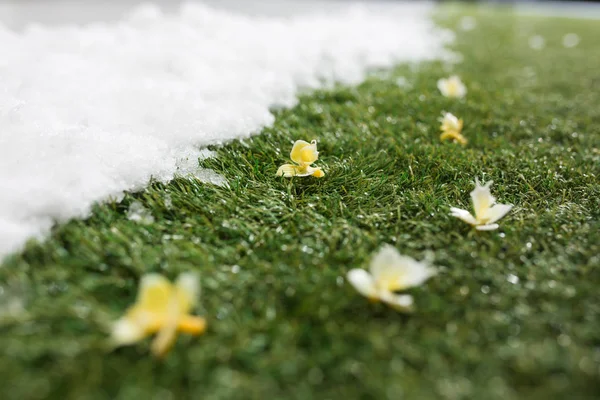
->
[126,201,155,225]
[0,2,452,258]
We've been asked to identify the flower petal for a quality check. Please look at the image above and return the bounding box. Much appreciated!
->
[111,318,147,346]
[290,140,318,166]
[151,295,182,357]
[380,292,414,312]
[311,167,325,178]
[136,274,173,314]
[485,203,513,224]
[277,164,300,177]
[175,272,200,313]
[369,245,404,280]
[437,76,467,98]
[151,322,178,358]
[440,131,467,145]
[450,207,477,225]
[394,256,436,288]
[476,224,499,231]
[440,112,462,132]
[437,78,449,96]
[347,269,377,299]
[178,316,207,335]
[470,180,495,220]
[369,245,435,291]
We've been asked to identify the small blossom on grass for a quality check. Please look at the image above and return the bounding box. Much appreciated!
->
[346,245,436,312]
[277,139,325,178]
[437,75,467,98]
[111,273,206,358]
[439,112,467,145]
[450,179,513,231]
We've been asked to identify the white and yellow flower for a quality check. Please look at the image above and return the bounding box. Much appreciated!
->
[439,112,467,145]
[437,75,467,99]
[450,179,513,231]
[111,273,206,357]
[346,245,436,312]
[277,139,325,178]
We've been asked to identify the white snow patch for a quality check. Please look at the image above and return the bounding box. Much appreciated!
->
[0,2,452,259]
[126,201,155,225]
[191,169,229,188]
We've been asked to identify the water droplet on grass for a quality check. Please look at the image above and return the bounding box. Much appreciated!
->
[562,33,580,48]
[446,322,458,334]
[301,245,314,254]
[528,35,545,50]
[127,201,154,225]
[308,367,324,384]
[557,334,571,347]
[459,16,477,31]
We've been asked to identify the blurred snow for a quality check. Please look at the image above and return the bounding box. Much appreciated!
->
[127,201,155,225]
[0,2,451,258]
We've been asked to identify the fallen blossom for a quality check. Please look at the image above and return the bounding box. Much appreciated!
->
[111,273,206,357]
[450,179,513,231]
[277,140,325,178]
[347,245,436,312]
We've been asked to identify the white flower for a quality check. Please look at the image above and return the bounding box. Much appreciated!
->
[111,273,206,358]
[346,245,436,312]
[450,179,513,231]
[277,139,325,178]
[440,112,462,132]
[439,112,467,145]
[437,75,467,98]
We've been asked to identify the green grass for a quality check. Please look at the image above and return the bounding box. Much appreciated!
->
[1,6,599,400]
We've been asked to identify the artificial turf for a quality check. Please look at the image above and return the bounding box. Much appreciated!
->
[1,5,599,400]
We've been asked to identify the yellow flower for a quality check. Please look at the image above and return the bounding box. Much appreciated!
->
[276,139,325,178]
[346,245,436,312]
[450,179,513,231]
[437,75,467,98]
[439,112,467,145]
[111,273,206,357]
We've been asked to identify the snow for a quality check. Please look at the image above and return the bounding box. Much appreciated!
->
[0,2,452,259]
[127,201,155,225]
